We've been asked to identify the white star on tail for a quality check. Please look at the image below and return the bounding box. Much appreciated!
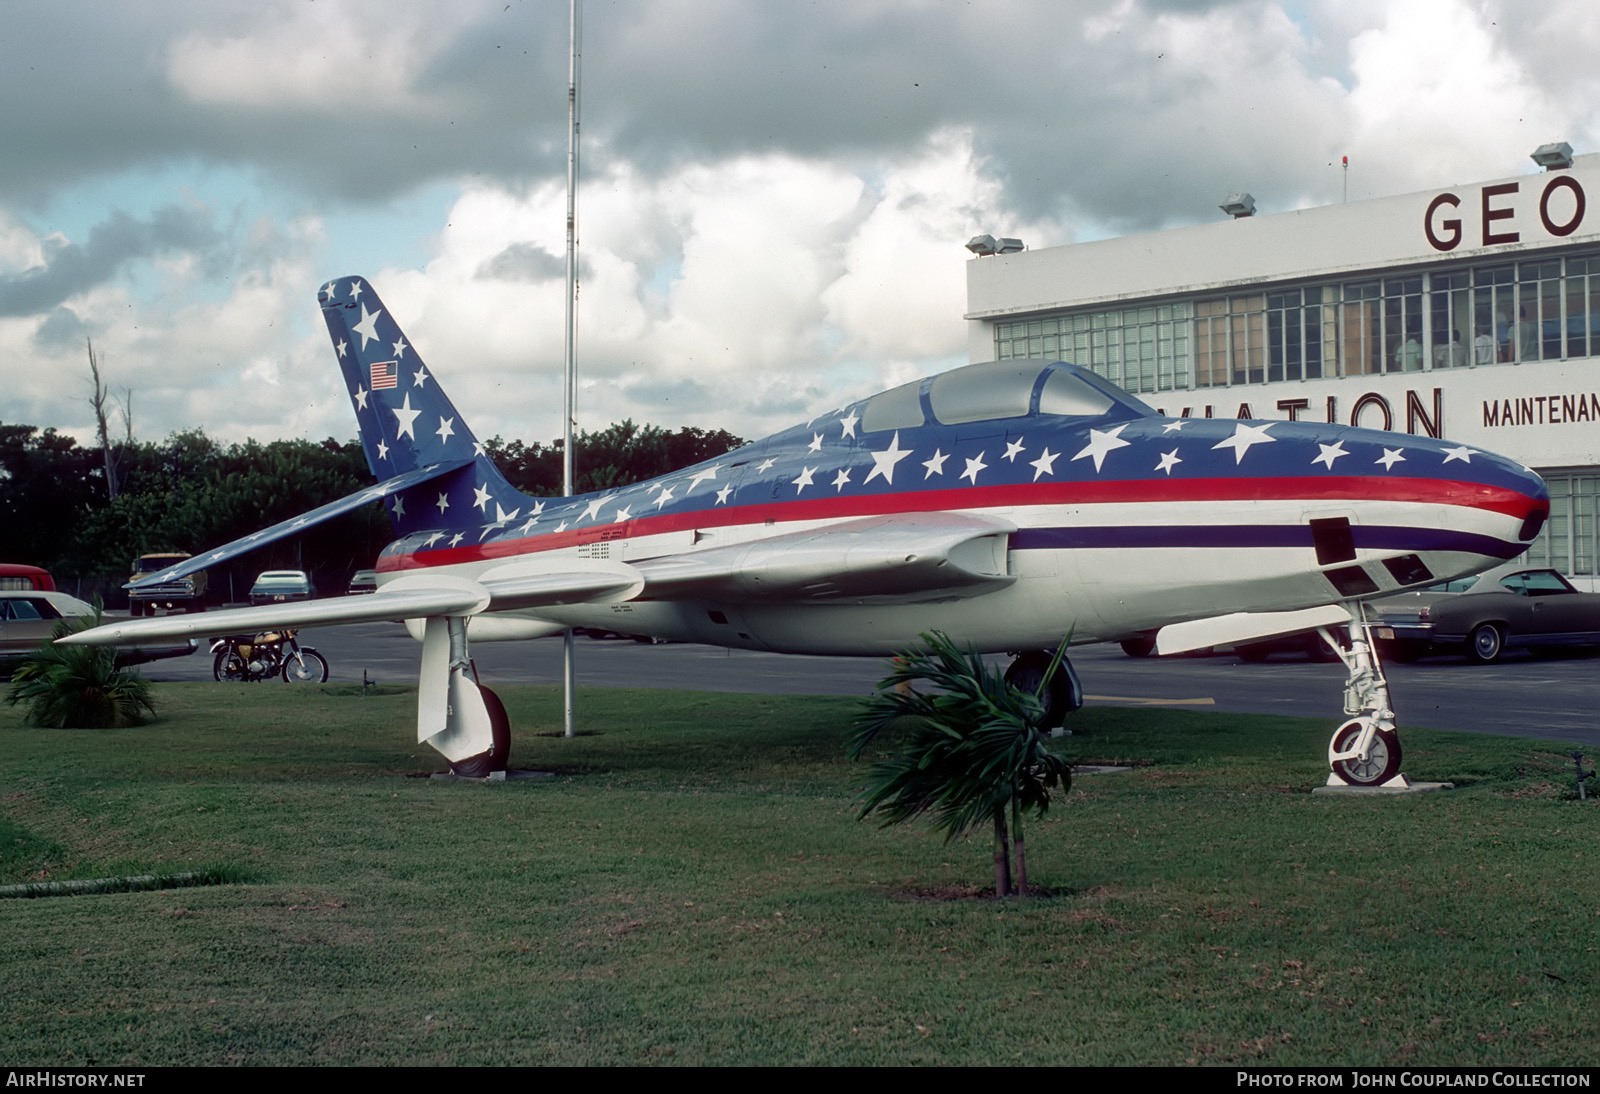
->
[393,337,408,360]
[391,496,405,518]
[436,416,455,442]
[436,492,449,514]
[495,503,519,523]
[353,385,368,411]
[1072,424,1131,472]
[392,394,421,439]
[1312,441,1348,469]
[839,410,859,438]
[807,433,824,454]
[793,467,817,493]
[1441,445,1476,464]
[351,304,383,349]
[1155,449,1181,476]
[715,484,732,504]
[375,440,389,460]
[1029,448,1059,481]
[614,506,631,522]
[1376,448,1406,471]
[473,484,491,512]
[653,486,675,509]
[864,432,912,485]
[1211,422,1275,464]
[832,469,851,492]
[1162,419,1186,433]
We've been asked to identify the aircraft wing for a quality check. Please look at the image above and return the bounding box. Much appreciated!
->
[124,458,476,589]
[633,512,1017,603]
[63,563,646,648]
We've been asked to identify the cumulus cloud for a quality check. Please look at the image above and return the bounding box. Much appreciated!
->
[4,0,1600,451]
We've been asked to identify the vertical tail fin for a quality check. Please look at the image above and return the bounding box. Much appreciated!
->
[318,276,530,539]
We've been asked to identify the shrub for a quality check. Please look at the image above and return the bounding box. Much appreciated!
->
[6,605,156,728]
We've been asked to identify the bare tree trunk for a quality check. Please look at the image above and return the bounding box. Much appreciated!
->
[1012,795,1028,898]
[87,338,119,500]
[992,809,1013,898]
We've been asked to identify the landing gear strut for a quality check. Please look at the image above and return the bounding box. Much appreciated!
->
[419,615,511,777]
[1321,609,1406,788]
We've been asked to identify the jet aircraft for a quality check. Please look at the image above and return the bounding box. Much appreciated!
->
[70,277,1551,786]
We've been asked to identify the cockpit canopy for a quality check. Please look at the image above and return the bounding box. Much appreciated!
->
[860,360,1154,433]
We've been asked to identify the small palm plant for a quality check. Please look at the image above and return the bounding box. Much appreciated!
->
[847,632,1071,898]
[6,604,156,729]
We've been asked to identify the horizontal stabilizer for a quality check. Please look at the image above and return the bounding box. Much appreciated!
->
[634,512,1016,603]
[60,577,492,647]
[124,458,475,590]
[1154,604,1352,656]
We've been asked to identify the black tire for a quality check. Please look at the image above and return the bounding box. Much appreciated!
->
[449,684,512,777]
[1331,720,1403,786]
[1236,642,1271,663]
[1119,635,1156,658]
[213,649,246,682]
[1468,623,1504,664]
[1004,652,1079,729]
[281,648,329,683]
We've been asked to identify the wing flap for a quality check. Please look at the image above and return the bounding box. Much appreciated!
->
[634,512,1016,603]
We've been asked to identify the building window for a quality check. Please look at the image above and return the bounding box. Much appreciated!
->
[994,303,1189,394]
[1530,474,1598,578]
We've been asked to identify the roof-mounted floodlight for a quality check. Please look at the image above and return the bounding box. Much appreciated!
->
[1219,193,1256,219]
[965,234,997,256]
[995,238,1025,254]
[1531,142,1574,170]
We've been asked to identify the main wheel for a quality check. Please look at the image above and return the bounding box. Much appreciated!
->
[1468,623,1504,664]
[281,649,329,683]
[213,650,246,682]
[449,685,512,777]
[1119,635,1156,658]
[1330,719,1403,787]
[1004,652,1080,729]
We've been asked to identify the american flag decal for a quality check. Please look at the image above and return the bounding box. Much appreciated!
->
[370,361,398,390]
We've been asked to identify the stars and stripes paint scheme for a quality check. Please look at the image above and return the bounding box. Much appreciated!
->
[75,275,1549,772]
[106,274,1548,658]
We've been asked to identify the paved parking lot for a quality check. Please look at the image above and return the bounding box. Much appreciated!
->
[136,619,1600,748]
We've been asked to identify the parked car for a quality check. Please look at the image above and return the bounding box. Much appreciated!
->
[249,570,317,605]
[0,590,196,675]
[1370,564,1600,663]
[127,552,208,616]
[346,569,378,595]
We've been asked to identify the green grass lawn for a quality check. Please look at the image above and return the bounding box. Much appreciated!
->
[0,682,1595,1066]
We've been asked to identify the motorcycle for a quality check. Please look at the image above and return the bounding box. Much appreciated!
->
[210,629,329,683]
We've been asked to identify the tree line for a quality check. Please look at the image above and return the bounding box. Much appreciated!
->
[1,419,744,604]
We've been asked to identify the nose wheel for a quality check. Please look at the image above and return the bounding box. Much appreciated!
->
[1322,612,1409,788]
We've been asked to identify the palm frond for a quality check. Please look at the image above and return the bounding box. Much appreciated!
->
[5,604,156,729]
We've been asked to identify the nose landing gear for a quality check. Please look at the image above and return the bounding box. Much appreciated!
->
[1322,610,1408,788]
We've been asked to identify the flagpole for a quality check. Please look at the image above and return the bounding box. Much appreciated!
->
[562,0,581,739]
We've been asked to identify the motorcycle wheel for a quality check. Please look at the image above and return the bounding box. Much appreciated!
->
[213,649,246,682]
[281,649,329,684]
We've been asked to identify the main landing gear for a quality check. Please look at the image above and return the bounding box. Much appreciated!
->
[1004,650,1084,730]
[1319,609,1406,788]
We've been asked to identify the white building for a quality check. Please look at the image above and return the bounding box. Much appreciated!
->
[965,152,1600,583]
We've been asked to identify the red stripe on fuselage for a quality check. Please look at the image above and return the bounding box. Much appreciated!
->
[376,474,1542,572]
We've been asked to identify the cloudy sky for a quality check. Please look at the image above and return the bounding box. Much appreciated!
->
[4,0,1599,452]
